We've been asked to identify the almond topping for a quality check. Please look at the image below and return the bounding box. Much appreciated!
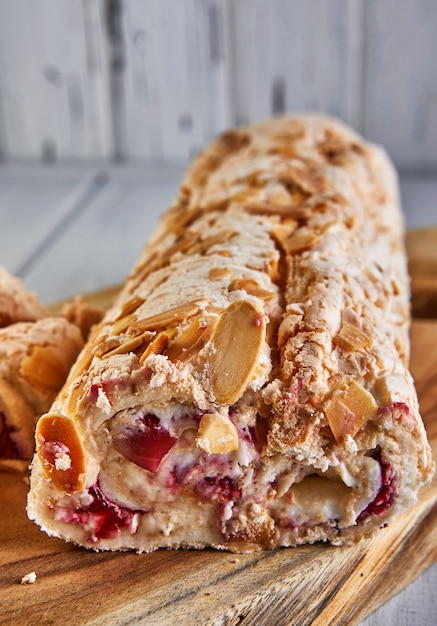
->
[228,278,275,300]
[246,203,310,219]
[21,347,71,390]
[186,230,236,256]
[325,379,378,442]
[208,300,266,404]
[92,337,121,358]
[117,296,145,319]
[139,329,177,364]
[111,314,137,336]
[283,231,319,254]
[166,316,217,364]
[335,322,372,350]
[36,413,86,493]
[196,412,239,454]
[209,267,233,281]
[128,299,209,334]
[103,335,145,358]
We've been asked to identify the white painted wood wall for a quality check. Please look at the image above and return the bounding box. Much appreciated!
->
[0,0,436,170]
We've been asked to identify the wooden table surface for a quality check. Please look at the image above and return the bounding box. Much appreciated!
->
[0,161,436,625]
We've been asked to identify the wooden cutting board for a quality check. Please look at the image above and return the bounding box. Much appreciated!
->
[1,230,436,626]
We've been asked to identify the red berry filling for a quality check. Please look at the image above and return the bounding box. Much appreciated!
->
[357,447,397,523]
[194,475,241,503]
[112,413,177,473]
[61,483,139,542]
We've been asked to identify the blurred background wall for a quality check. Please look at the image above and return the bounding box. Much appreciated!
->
[0,0,436,172]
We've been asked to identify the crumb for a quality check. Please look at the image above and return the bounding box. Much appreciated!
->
[20,571,37,585]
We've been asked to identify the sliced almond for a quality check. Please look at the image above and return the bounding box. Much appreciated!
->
[186,230,236,256]
[110,314,137,336]
[139,329,177,364]
[21,346,70,390]
[92,337,121,358]
[128,299,209,334]
[324,378,378,442]
[282,231,319,254]
[36,413,86,493]
[228,278,275,300]
[335,322,372,350]
[166,316,217,364]
[103,335,145,358]
[246,203,311,220]
[208,300,266,404]
[209,267,233,281]
[116,296,145,319]
[196,412,239,454]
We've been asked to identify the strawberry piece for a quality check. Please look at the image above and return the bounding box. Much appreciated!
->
[63,483,138,542]
[112,414,177,473]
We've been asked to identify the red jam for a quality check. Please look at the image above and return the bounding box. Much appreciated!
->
[357,447,397,523]
[62,483,139,542]
[112,414,177,473]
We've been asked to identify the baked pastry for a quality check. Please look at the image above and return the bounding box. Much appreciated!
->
[0,267,47,327]
[27,114,434,552]
[0,318,84,460]
[60,295,105,341]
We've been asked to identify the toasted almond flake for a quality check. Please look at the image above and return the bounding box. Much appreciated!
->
[270,221,298,246]
[166,316,217,363]
[209,267,233,281]
[128,299,209,334]
[335,322,372,350]
[36,413,86,493]
[117,296,145,319]
[104,335,145,358]
[21,346,70,390]
[246,203,310,219]
[325,379,378,442]
[283,231,319,254]
[228,278,275,300]
[208,300,266,404]
[139,329,177,363]
[196,412,239,454]
[92,337,121,358]
[110,314,137,336]
[186,230,237,256]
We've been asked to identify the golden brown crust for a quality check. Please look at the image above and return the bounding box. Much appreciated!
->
[0,267,47,327]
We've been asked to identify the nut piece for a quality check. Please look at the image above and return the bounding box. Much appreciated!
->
[110,314,137,336]
[208,300,266,404]
[196,412,239,454]
[335,322,372,350]
[128,299,209,334]
[36,413,86,493]
[116,296,145,319]
[228,278,275,300]
[209,267,232,281]
[325,378,378,442]
[282,231,319,254]
[166,316,216,364]
[21,346,70,390]
[139,329,177,363]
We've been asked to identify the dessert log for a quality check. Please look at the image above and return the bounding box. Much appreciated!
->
[27,115,434,552]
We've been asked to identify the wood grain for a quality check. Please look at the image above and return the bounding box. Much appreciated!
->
[0,323,436,626]
[406,227,437,318]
